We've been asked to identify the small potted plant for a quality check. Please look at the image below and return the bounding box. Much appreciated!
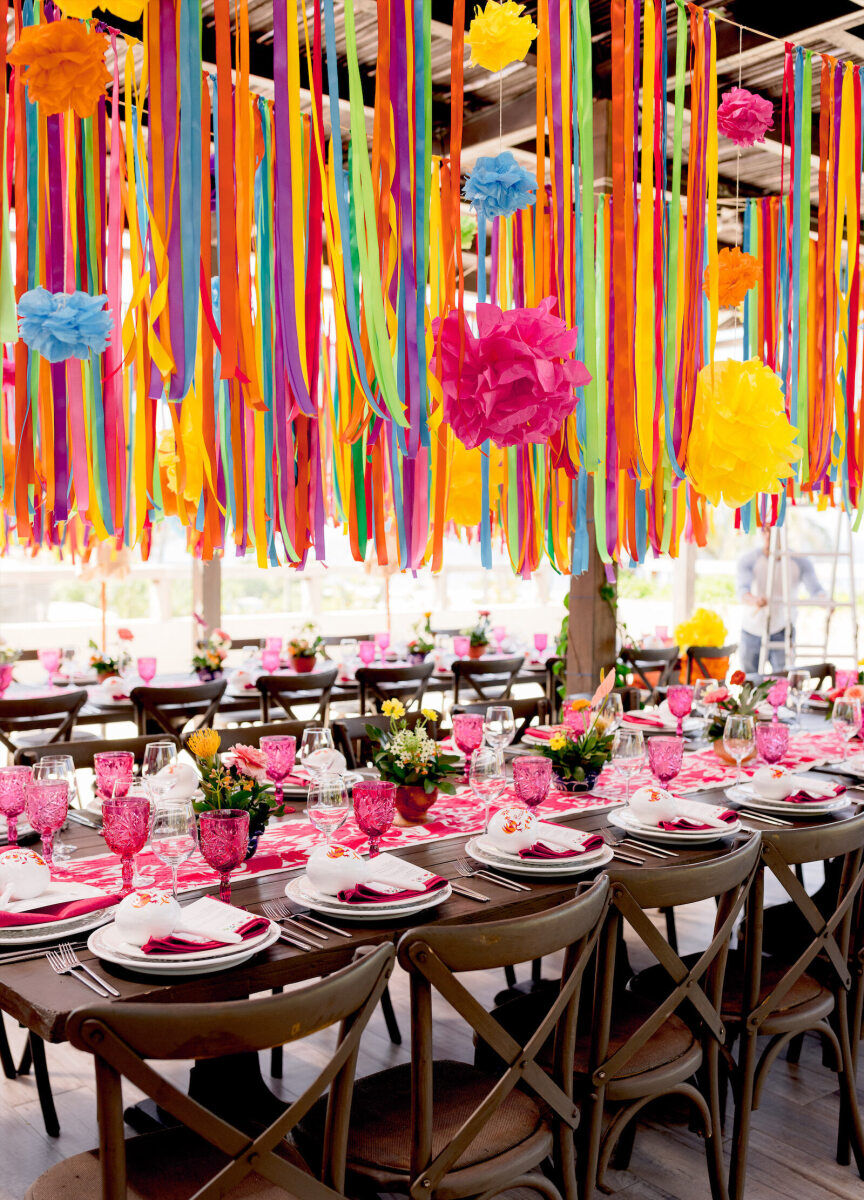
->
[705,671,771,762]
[465,611,491,660]
[537,696,616,791]
[192,629,231,681]
[287,624,323,673]
[187,728,285,858]
[366,700,461,823]
[88,640,121,683]
[406,613,434,664]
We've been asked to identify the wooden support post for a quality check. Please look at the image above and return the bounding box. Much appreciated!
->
[565,484,617,696]
[192,557,222,647]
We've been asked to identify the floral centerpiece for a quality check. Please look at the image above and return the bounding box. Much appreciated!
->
[287,623,323,673]
[536,679,616,791]
[88,628,133,682]
[407,612,434,663]
[366,700,460,823]
[704,671,772,759]
[465,610,491,659]
[0,643,20,665]
[187,728,284,856]
[192,629,231,681]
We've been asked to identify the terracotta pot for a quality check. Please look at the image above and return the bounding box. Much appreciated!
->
[394,784,439,825]
[712,739,757,766]
[408,651,428,665]
[290,655,316,674]
[467,644,486,660]
[96,670,116,684]
[681,656,729,684]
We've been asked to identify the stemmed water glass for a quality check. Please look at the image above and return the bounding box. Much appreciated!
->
[339,638,358,677]
[149,798,198,899]
[137,656,157,685]
[141,741,180,800]
[299,727,334,779]
[646,736,684,791]
[34,756,79,862]
[612,729,644,804]
[37,648,61,684]
[452,635,470,659]
[307,774,351,846]
[353,780,395,857]
[261,648,281,673]
[358,641,376,666]
[832,697,862,762]
[666,685,693,736]
[692,679,715,736]
[512,754,553,813]
[723,715,755,786]
[603,693,624,731]
[492,625,507,652]
[0,765,30,846]
[374,632,390,661]
[755,721,789,765]
[93,750,135,801]
[452,713,484,781]
[198,809,249,904]
[533,633,548,660]
[25,777,69,871]
[260,734,297,806]
[483,705,516,752]
[787,669,811,730]
[469,748,506,833]
[103,782,151,895]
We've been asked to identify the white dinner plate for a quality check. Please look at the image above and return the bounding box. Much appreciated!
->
[466,837,613,876]
[473,832,602,865]
[0,883,118,946]
[608,808,741,844]
[725,784,851,816]
[285,875,452,922]
[87,920,281,977]
[97,917,278,961]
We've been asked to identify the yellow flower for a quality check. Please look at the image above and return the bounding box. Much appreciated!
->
[467,0,537,73]
[549,733,567,751]
[382,699,406,719]
[569,698,590,712]
[187,728,221,758]
[421,707,438,722]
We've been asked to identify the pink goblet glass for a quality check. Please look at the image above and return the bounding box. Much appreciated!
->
[265,637,282,653]
[452,713,485,780]
[93,750,135,801]
[137,656,157,684]
[37,648,61,683]
[453,635,470,659]
[358,641,376,666]
[260,734,297,807]
[766,677,789,723]
[533,633,548,657]
[374,632,390,661]
[0,765,31,846]
[353,781,396,858]
[261,649,281,673]
[0,663,13,697]
[512,755,554,812]
[646,736,684,790]
[199,809,249,903]
[25,780,69,870]
[755,721,789,765]
[492,625,507,649]
[666,685,693,736]
[102,793,151,895]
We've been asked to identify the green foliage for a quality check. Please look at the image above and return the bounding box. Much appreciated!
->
[190,754,282,839]
[536,723,615,784]
[365,718,461,794]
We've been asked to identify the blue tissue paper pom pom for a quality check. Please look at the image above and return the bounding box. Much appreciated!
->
[463,151,537,220]
[18,287,113,363]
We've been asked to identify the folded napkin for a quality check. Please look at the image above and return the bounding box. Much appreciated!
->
[524,726,560,741]
[337,852,447,904]
[142,915,270,955]
[786,781,846,803]
[519,824,605,859]
[0,894,120,927]
[623,712,666,728]
[657,798,736,832]
[659,814,736,831]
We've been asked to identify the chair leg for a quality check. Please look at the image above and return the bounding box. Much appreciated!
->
[577,1087,605,1200]
[663,908,679,953]
[834,1001,864,1177]
[704,1046,731,1200]
[729,1028,759,1200]
[503,965,517,987]
[379,984,402,1046]
[0,1014,16,1079]
[28,1034,59,1138]
[270,987,283,1078]
[785,1033,805,1064]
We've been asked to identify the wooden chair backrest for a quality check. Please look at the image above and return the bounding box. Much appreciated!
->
[618,646,680,691]
[450,696,549,741]
[15,649,40,662]
[319,635,374,661]
[589,836,761,1087]
[0,688,89,753]
[226,636,262,650]
[398,879,610,1197]
[543,655,565,721]
[193,720,310,755]
[782,661,835,687]
[331,713,440,770]
[355,662,434,714]
[67,944,395,1200]
[257,665,339,723]
[451,655,525,704]
[13,732,180,769]
[686,643,737,683]
[129,679,227,737]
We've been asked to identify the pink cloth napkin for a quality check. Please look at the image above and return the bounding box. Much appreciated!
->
[337,875,448,904]
[142,915,270,955]
[0,895,121,928]
[659,810,737,831]
[786,783,846,803]
[519,833,605,859]
[524,726,559,741]
[623,713,666,728]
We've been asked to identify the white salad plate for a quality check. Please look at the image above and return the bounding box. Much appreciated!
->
[0,883,117,946]
[725,784,851,816]
[87,919,281,977]
[466,836,613,876]
[286,875,452,922]
[608,808,741,844]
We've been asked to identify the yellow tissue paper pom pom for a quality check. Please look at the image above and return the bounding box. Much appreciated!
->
[674,608,727,651]
[467,1,538,74]
[685,359,802,507]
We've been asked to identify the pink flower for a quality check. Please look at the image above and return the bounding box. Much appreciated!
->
[767,678,789,707]
[193,612,207,627]
[717,87,774,147]
[432,297,591,450]
[225,744,267,781]
[117,627,134,641]
[704,687,729,704]
[214,628,230,642]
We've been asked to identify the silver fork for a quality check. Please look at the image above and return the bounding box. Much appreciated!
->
[455,857,530,892]
[57,943,120,997]
[265,897,352,938]
[45,948,110,996]
[261,900,328,942]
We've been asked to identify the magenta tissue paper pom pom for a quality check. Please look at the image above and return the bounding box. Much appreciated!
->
[717,87,774,147]
[432,297,591,450]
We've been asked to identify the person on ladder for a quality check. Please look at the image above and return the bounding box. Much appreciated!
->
[737,527,827,673]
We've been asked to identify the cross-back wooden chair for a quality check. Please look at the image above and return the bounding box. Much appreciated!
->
[14,732,180,770]
[130,679,227,738]
[780,660,835,688]
[0,688,89,754]
[726,817,864,1199]
[226,636,264,651]
[686,644,737,684]
[578,837,761,1200]
[617,645,680,693]
[450,696,549,742]
[332,712,440,770]
[543,655,565,722]
[257,665,338,723]
[355,661,434,714]
[451,655,525,704]
[319,635,374,661]
[25,944,395,1200]
[297,880,610,1200]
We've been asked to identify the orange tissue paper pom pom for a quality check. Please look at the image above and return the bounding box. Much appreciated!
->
[9,20,110,119]
[703,247,760,308]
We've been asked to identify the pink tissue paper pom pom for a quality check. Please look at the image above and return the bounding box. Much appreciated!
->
[432,296,591,450]
[717,87,774,147]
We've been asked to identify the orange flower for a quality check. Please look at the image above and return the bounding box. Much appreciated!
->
[704,247,760,308]
[9,20,110,119]
[845,684,864,701]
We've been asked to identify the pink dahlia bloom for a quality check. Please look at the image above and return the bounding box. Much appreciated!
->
[717,87,774,147]
[226,744,268,781]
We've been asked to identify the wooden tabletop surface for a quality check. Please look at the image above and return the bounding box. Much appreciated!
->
[2,765,860,1044]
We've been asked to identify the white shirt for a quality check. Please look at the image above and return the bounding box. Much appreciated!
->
[736,549,825,636]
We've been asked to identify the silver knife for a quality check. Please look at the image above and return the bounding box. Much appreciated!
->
[450,882,490,902]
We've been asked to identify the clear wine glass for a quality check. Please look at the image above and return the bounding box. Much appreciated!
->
[469,747,506,833]
[666,685,693,736]
[299,727,334,779]
[149,797,198,899]
[33,756,79,861]
[692,679,715,735]
[141,741,179,800]
[198,809,249,903]
[787,669,811,730]
[832,697,862,762]
[612,728,645,804]
[308,774,351,846]
[723,714,756,786]
[483,705,516,751]
[603,693,624,731]
[339,638,358,677]
[352,780,395,856]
